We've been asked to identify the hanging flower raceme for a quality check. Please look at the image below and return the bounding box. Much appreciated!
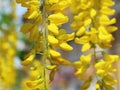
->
[16,0,43,67]
[45,0,75,82]
[21,60,48,90]
[71,0,119,89]
[73,54,92,79]
[0,32,17,88]
[17,0,42,42]
[94,53,118,90]
[16,0,74,89]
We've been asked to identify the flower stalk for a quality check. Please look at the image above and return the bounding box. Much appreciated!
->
[42,0,48,90]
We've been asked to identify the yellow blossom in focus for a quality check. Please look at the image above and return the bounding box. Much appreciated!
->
[73,54,92,79]
[48,29,74,51]
[48,13,68,26]
[95,53,118,77]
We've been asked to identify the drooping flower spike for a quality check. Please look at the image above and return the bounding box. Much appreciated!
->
[71,0,119,89]
[17,0,74,89]
[16,0,119,90]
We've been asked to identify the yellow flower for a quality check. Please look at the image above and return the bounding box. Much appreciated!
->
[99,15,116,25]
[87,28,98,44]
[20,23,34,34]
[84,18,92,27]
[98,26,114,48]
[50,53,71,66]
[76,26,86,36]
[21,60,47,90]
[100,0,115,7]
[46,65,57,70]
[17,0,42,42]
[59,42,73,51]
[48,35,59,45]
[24,9,39,19]
[0,32,17,88]
[58,31,74,51]
[95,54,118,77]
[90,8,96,18]
[50,49,61,57]
[95,60,106,75]
[48,0,59,4]
[26,79,43,88]
[100,6,115,15]
[48,65,58,81]
[29,60,44,79]
[48,13,68,26]
[95,82,100,90]
[17,0,41,19]
[80,77,92,90]
[103,53,119,63]
[81,43,91,52]
[75,34,93,52]
[75,36,90,44]
[46,0,71,11]
[55,57,71,65]
[48,29,74,51]
[103,74,117,86]
[73,54,92,78]
[21,54,35,66]
[48,23,59,35]
[106,26,118,33]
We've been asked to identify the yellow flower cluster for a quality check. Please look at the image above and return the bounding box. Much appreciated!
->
[71,0,117,52]
[16,0,119,90]
[46,0,75,82]
[21,60,48,90]
[17,0,74,89]
[0,32,17,88]
[71,0,119,89]
[17,0,42,42]
[16,0,41,20]
[73,54,92,79]
[46,0,74,60]
[95,53,118,89]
